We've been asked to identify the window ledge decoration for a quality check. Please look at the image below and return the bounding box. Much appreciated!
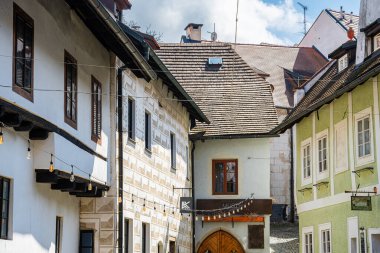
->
[352,167,374,177]
[298,187,312,195]
[313,181,329,190]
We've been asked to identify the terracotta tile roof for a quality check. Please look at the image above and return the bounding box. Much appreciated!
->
[155,43,278,138]
[235,44,327,107]
[272,50,380,134]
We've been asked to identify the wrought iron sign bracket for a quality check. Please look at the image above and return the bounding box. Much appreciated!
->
[352,167,374,178]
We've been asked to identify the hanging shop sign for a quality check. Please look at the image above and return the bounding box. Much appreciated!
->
[351,196,372,211]
[180,197,193,213]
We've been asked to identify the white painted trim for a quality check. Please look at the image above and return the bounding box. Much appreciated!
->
[348,217,359,253]
[301,137,313,186]
[294,124,298,206]
[368,228,380,253]
[329,104,335,196]
[313,113,317,200]
[316,129,329,181]
[348,93,357,190]
[297,192,351,213]
[334,119,349,174]
[354,107,375,167]
[373,76,380,189]
[319,222,332,253]
[302,226,314,253]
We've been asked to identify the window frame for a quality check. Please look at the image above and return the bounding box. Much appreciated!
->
[124,219,133,253]
[91,76,102,144]
[79,230,94,253]
[64,50,78,129]
[13,3,34,102]
[127,97,136,141]
[142,222,148,253]
[55,216,63,253]
[338,54,348,72]
[144,111,151,151]
[301,138,312,186]
[212,159,238,195]
[302,226,314,253]
[170,132,176,170]
[0,177,11,240]
[373,33,380,52]
[319,223,332,253]
[316,130,329,180]
[186,146,190,181]
[334,119,348,174]
[354,107,374,167]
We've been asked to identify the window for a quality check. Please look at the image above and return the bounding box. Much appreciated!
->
[169,241,176,253]
[319,223,331,253]
[64,51,77,128]
[55,217,62,253]
[186,146,190,180]
[91,76,102,143]
[374,33,380,52]
[79,230,94,253]
[13,4,34,101]
[170,133,176,170]
[335,120,348,173]
[318,136,328,173]
[142,223,148,253]
[338,54,348,72]
[212,159,238,195]
[145,111,151,151]
[301,138,312,185]
[355,108,374,166]
[127,98,135,140]
[302,227,313,253]
[124,219,132,253]
[0,177,10,239]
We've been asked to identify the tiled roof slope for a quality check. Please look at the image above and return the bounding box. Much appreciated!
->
[235,44,328,107]
[272,50,380,134]
[327,9,359,35]
[156,43,278,138]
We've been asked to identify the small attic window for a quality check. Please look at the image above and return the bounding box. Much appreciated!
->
[338,54,348,72]
[374,33,380,52]
[208,57,223,65]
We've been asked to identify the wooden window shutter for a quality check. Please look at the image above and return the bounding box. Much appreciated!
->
[248,225,264,249]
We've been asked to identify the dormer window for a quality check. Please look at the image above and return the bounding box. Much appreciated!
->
[374,33,380,52]
[338,54,348,72]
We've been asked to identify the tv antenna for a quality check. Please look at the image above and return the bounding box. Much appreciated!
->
[297,2,308,35]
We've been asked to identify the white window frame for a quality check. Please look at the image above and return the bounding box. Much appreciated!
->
[354,107,374,167]
[316,129,329,180]
[338,54,348,72]
[334,120,348,174]
[367,228,380,253]
[319,223,332,253]
[374,33,380,52]
[302,226,314,253]
[301,138,312,186]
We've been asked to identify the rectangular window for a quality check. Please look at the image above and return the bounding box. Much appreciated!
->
[374,33,380,52]
[79,230,94,253]
[145,112,151,151]
[304,232,313,253]
[338,54,348,72]
[55,217,62,253]
[318,136,328,173]
[142,223,147,253]
[170,133,176,169]
[169,241,176,253]
[303,144,311,179]
[91,76,102,143]
[212,159,238,195]
[0,177,10,239]
[127,98,135,140]
[186,146,190,180]
[64,51,77,128]
[124,219,131,253]
[355,108,374,166]
[321,229,331,253]
[13,4,34,101]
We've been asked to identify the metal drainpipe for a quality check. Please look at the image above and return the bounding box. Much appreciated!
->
[117,67,126,253]
[288,111,295,223]
[191,140,196,253]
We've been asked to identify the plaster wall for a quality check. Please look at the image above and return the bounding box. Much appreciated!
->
[299,11,349,58]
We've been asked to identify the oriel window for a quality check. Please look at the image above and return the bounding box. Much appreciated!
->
[64,51,77,128]
[13,4,34,101]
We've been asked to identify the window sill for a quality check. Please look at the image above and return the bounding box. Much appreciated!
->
[13,85,33,102]
[64,117,77,130]
[301,178,312,187]
[145,148,152,157]
[334,167,349,175]
[128,137,136,144]
[356,156,374,168]
[170,167,176,173]
[91,134,102,145]
[212,192,239,196]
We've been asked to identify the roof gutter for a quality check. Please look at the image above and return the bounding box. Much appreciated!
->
[88,0,157,81]
[190,133,279,141]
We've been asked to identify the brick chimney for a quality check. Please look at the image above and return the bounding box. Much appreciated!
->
[184,23,203,41]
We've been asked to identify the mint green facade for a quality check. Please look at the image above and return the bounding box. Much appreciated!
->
[295,74,380,253]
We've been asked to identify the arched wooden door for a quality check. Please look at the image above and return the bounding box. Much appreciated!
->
[197,231,245,253]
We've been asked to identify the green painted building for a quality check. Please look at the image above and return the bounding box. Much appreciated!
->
[272,5,380,252]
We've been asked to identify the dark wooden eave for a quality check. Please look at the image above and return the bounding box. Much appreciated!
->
[196,199,272,215]
[0,98,106,161]
[360,18,380,37]
[35,169,109,198]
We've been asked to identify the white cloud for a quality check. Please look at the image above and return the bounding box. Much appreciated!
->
[125,0,304,45]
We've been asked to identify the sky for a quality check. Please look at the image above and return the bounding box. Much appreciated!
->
[124,0,360,45]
